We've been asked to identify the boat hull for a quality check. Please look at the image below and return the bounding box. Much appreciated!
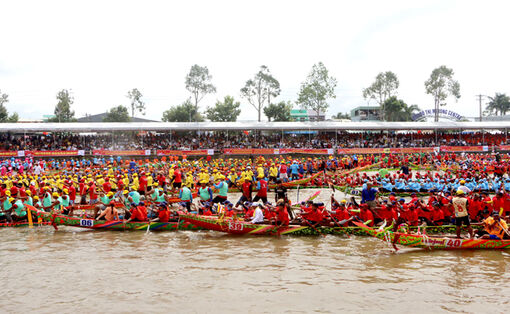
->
[355,222,510,250]
[32,208,203,231]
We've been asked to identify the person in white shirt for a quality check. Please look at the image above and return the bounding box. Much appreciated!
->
[458,180,471,194]
[250,203,265,224]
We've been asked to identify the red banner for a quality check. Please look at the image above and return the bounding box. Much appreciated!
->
[26,150,80,157]
[0,151,17,157]
[92,150,147,156]
[292,148,331,155]
[223,148,256,155]
[156,149,210,156]
[338,147,436,155]
[440,146,487,152]
[224,148,333,155]
[338,148,385,154]
[499,145,510,151]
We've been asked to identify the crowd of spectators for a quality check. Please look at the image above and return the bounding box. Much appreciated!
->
[0,131,508,152]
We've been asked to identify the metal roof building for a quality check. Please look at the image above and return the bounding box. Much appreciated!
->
[0,121,510,133]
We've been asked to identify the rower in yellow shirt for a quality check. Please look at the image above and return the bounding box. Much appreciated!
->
[168,166,175,180]
[147,172,153,188]
[480,211,509,239]
[131,173,140,191]
[256,164,265,179]
[122,175,130,189]
[269,163,278,183]
[96,175,105,187]
[198,168,210,184]
[227,169,238,187]
[183,171,194,188]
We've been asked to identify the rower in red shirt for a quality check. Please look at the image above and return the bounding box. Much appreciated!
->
[331,198,351,226]
[359,204,374,226]
[431,202,445,226]
[68,183,77,205]
[275,201,289,226]
[125,203,146,222]
[102,178,112,193]
[300,203,324,228]
[151,203,170,223]
[139,172,148,195]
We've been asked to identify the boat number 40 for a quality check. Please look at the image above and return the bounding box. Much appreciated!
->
[446,239,462,247]
[228,222,243,231]
[79,219,94,227]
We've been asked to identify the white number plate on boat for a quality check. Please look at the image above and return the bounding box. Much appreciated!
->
[79,219,94,227]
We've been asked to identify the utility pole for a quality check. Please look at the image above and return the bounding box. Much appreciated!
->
[476,94,486,121]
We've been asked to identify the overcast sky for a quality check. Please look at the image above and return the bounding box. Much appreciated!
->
[1,0,509,121]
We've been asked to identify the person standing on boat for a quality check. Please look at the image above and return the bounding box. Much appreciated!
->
[236,177,253,206]
[279,162,288,182]
[458,180,471,194]
[274,179,288,204]
[269,163,278,183]
[361,182,378,209]
[289,161,300,181]
[212,176,228,204]
[178,185,193,212]
[452,189,474,238]
[252,177,268,204]
[198,182,213,213]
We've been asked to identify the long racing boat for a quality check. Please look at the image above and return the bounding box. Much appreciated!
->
[355,222,510,250]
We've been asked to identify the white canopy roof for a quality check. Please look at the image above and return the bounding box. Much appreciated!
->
[1,121,510,133]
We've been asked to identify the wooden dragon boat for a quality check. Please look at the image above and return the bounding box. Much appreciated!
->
[333,185,429,197]
[0,221,51,228]
[71,192,199,210]
[355,222,510,250]
[32,208,203,231]
[180,214,484,236]
[228,172,323,193]
[180,214,314,236]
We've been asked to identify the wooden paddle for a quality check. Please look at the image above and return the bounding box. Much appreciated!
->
[27,206,34,229]
[302,218,326,238]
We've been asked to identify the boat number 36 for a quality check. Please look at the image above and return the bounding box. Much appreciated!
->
[446,239,462,247]
[79,219,94,227]
[228,222,243,231]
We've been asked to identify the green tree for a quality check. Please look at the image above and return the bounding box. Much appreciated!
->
[425,65,460,122]
[0,90,10,122]
[162,99,204,122]
[103,105,131,122]
[382,97,420,121]
[362,71,399,121]
[485,93,510,116]
[127,88,145,118]
[185,65,216,120]
[7,112,19,122]
[264,101,292,122]
[297,62,337,119]
[240,65,280,122]
[333,112,351,120]
[50,89,76,122]
[205,96,241,122]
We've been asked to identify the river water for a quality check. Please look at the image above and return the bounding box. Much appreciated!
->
[1,189,510,313]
